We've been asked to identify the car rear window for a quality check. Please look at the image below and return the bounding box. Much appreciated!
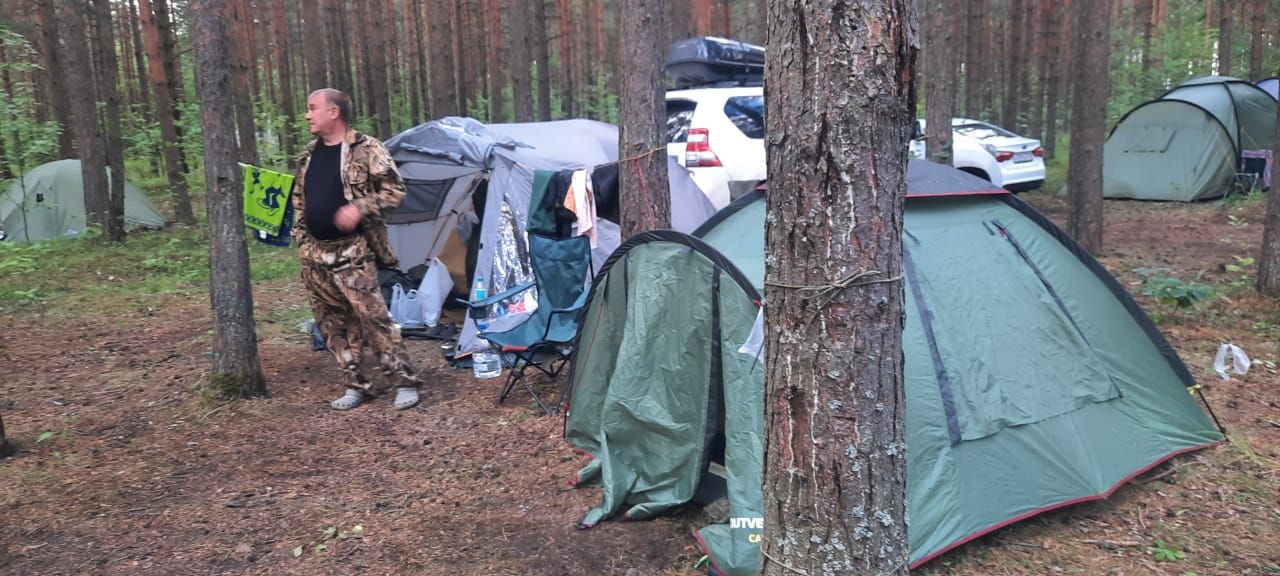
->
[666,100,698,143]
[955,122,1017,140]
[724,96,765,139]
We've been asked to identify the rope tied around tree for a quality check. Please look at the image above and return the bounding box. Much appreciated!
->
[766,270,902,303]
[622,145,665,231]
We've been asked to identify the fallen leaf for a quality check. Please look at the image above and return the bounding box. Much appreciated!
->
[292,546,303,558]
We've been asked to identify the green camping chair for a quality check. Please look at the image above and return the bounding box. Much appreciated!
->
[464,234,593,415]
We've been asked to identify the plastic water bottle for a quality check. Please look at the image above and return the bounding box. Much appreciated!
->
[472,326,502,380]
[470,275,502,379]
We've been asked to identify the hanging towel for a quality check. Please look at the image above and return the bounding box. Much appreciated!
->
[255,198,293,247]
[566,169,598,248]
[242,163,295,235]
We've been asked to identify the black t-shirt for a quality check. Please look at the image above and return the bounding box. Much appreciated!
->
[304,141,356,241]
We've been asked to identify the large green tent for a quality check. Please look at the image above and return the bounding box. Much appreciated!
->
[1,159,166,242]
[1104,76,1275,201]
[565,160,1224,573]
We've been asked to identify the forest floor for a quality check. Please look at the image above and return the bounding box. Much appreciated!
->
[1,189,1278,576]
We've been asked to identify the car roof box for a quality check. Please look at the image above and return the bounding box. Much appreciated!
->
[665,36,765,89]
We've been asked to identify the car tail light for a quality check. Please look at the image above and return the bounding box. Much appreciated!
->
[1033,147,1043,157]
[685,128,723,167]
[995,151,1014,162]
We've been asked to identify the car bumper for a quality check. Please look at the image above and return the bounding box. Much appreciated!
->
[999,161,1046,191]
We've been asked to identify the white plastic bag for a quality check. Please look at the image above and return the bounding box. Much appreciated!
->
[417,257,454,327]
[389,284,406,323]
[1213,342,1251,381]
[399,289,425,328]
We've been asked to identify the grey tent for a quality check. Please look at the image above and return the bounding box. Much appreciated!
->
[1255,76,1280,100]
[1,159,166,242]
[382,117,716,353]
[1105,76,1276,201]
[565,160,1224,573]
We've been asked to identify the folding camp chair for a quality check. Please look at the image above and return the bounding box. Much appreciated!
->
[463,234,593,415]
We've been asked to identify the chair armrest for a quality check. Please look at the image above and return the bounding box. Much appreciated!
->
[455,281,537,309]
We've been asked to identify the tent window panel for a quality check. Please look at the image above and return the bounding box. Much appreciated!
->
[1123,126,1175,153]
[908,223,1120,442]
[390,178,453,223]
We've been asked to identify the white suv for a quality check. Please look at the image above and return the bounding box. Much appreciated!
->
[666,86,766,208]
[909,118,1046,192]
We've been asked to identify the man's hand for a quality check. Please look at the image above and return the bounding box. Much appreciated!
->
[334,204,362,233]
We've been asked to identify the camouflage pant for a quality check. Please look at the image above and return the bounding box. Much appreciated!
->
[300,235,419,393]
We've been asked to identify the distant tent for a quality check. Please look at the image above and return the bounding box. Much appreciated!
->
[0,159,166,242]
[565,160,1224,573]
[383,117,716,354]
[1255,76,1280,100]
[1104,76,1276,201]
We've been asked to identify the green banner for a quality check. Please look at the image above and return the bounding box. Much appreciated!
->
[242,164,294,235]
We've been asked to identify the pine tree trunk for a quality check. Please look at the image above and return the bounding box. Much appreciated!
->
[1248,0,1263,81]
[1029,1,1047,142]
[330,0,353,94]
[37,0,75,159]
[762,1,914,573]
[353,7,374,118]
[1044,0,1062,158]
[488,0,508,122]
[0,44,12,181]
[667,0,694,47]
[511,0,534,122]
[413,0,431,122]
[964,0,984,118]
[59,0,111,237]
[116,1,136,105]
[138,0,196,223]
[1002,0,1023,130]
[369,5,392,136]
[227,0,260,164]
[618,0,669,238]
[90,0,128,242]
[243,0,260,98]
[926,0,954,163]
[533,0,552,120]
[1068,0,1110,254]
[1218,0,1232,76]
[1257,95,1280,295]
[428,0,459,117]
[404,0,424,124]
[302,0,327,91]
[556,0,574,117]
[271,0,297,158]
[127,0,152,117]
[190,0,268,399]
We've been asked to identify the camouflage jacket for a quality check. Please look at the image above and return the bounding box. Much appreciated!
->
[292,129,405,269]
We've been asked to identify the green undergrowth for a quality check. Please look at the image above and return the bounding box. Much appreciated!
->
[0,226,298,316]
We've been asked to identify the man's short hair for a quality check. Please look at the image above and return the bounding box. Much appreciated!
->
[311,88,353,124]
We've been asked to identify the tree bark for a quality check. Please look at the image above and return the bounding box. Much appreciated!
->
[413,0,431,122]
[90,0,128,242]
[926,0,954,163]
[0,43,12,181]
[1068,0,1110,254]
[510,0,534,122]
[488,0,508,122]
[533,0,552,120]
[369,3,392,136]
[1029,1,1048,142]
[404,0,424,124]
[964,0,984,118]
[302,0,328,91]
[1044,0,1062,159]
[127,0,152,116]
[1135,0,1154,73]
[227,0,260,164]
[1257,93,1280,295]
[761,1,915,574]
[1218,0,1232,76]
[1002,0,1024,130]
[153,0,186,120]
[667,0,695,48]
[428,0,459,117]
[329,0,353,94]
[271,0,296,158]
[1248,0,1264,81]
[36,0,75,158]
[618,0,670,238]
[0,412,11,458]
[58,0,110,238]
[556,0,575,117]
[190,0,268,399]
[138,0,195,224]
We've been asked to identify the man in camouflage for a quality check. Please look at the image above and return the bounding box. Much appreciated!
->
[293,88,421,410]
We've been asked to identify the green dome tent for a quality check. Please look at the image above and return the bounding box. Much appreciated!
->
[1104,76,1276,201]
[565,160,1224,573]
[1,159,166,242]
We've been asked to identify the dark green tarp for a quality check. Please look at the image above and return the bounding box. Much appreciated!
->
[565,160,1223,573]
